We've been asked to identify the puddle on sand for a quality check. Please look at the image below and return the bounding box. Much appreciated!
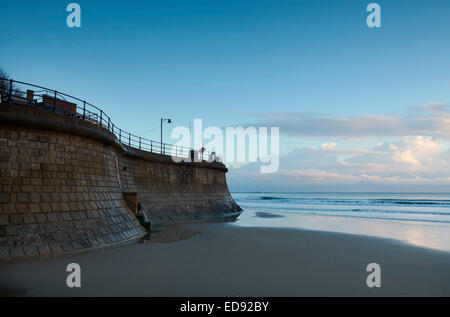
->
[140,224,200,244]
[139,217,240,244]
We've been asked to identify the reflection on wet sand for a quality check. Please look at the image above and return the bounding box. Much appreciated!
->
[234,210,450,252]
[254,212,285,218]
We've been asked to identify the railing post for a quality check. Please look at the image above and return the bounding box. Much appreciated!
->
[108,117,111,130]
[8,79,13,104]
[139,137,141,150]
[119,129,122,142]
[100,110,103,126]
[128,134,131,146]
[151,141,153,152]
[83,101,86,119]
[53,90,57,112]
[163,143,165,155]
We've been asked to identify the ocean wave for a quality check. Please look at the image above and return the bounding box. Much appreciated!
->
[234,194,450,224]
[238,202,450,216]
[253,196,450,207]
[260,196,285,200]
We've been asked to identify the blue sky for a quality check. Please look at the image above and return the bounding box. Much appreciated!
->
[2,0,450,191]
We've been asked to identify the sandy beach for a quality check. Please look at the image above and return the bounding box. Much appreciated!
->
[1,220,450,297]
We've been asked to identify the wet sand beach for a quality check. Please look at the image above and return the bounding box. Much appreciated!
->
[1,220,450,297]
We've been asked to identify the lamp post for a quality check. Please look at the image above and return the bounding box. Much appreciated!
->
[160,117,172,154]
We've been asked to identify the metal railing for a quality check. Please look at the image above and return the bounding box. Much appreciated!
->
[0,79,218,162]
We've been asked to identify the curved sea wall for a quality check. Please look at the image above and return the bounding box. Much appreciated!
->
[0,103,241,260]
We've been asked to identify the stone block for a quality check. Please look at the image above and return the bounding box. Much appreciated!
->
[16,193,29,203]
[0,193,10,203]
[23,214,35,224]
[61,242,74,252]
[62,213,72,221]
[16,203,29,213]
[86,211,97,219]
[7,225,20,236]
[60,202,70,212]
[0,247,9,259]
[0,226,6,238]
[46,213,59,223]
[29,193,41,203]
[88,238,99,247]
[71,212,80,220]
[67,231,80,241]
[10,247,25,258]
[40,202,52,213]
[23,246,39,257]
[29,203,40,213]
[71,240,83,250]
[1,203,15,214]
[49,243,62,254]
[35,214,48,223]
[52,231,65,241]
[37,244,51,256]
[0,215,8,225]
[50,202,61,212]
[44,223,58,233]
[9,214,23,225]
[79,239,92,249]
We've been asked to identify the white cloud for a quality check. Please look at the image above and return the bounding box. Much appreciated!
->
[321,142,337,150]
[390,136,442,166]
[228,135,450,191]
[228,102,450,191]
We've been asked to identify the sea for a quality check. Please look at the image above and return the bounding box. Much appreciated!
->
[231,192,450,252]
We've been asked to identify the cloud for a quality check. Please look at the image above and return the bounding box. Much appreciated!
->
[321,142,337,150]
[227,102,450,191]
[346,136,444,171]
[227,135,450,191]
[391,136,442,166]
[244,103,450,140]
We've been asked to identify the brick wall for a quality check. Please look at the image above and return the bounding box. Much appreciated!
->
[118,156,240,223]
[0,125,146,260]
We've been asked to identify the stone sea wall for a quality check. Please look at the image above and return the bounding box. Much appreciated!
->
[119,152,240,223]
[0,103,240,261]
